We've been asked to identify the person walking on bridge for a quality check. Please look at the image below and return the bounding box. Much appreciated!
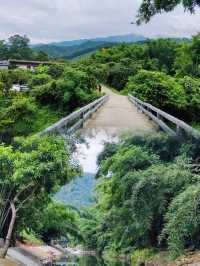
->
[98,84,102,93]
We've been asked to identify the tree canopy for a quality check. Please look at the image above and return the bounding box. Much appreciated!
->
[137,0,200,24]
[0,62,101,144]
[0,34,49,60]
[0,135,80,257]
[80,134,200,259]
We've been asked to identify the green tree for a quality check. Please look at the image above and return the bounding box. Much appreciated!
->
[125,70,186,111]
[0,97,37,142]
[0,135,79,258]
[0,70,12,93]
[0,40,8,59]
[10,69,31,85]
[82,135,200,257]
[137,0,200,24]
[47,64,65,79]
[34,50,49,61]
[8,35,33,60]
[29,73,52,87]
[21,202,82,244]
[178,76,200,121]
[146,39,178,74]
[162,184,200,258]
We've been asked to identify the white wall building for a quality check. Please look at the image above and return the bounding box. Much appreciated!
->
[0,60,9,69]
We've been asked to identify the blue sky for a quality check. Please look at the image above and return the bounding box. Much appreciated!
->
[0,0,200,43]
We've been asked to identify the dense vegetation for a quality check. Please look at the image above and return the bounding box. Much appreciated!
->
[0,135,81,257]
[2,31,200,264]
[0,63,101,143]
[79,35,200,123]
[79,134,200,261]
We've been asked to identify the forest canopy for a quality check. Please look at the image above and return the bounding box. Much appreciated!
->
[79,134,200,259]
[79,34,200,124]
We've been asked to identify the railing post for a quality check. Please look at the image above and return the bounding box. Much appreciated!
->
[81,112,85,128]
[157,113,162,120]
[176,124,184,138]
[39,95,108,136]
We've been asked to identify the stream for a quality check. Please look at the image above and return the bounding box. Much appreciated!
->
[54,254,130,266]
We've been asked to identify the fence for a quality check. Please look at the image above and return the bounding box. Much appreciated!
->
[128,94,200,139]
[39,95,109,136]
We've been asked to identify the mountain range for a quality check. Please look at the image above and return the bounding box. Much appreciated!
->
[33,33,146,59]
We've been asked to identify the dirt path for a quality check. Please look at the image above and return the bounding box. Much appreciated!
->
[85,85,155,133]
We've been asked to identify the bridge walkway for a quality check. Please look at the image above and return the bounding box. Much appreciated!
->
[84,85,155,133]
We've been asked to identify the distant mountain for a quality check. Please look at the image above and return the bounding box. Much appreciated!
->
[33,41,114,59]
[55,173,97,208]
[33,33,146,59]
[44,33,146,47]
[33,33,146,48]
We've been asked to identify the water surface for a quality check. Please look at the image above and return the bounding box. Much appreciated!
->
[54,254,130,266]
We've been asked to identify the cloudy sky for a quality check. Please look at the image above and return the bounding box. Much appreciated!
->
[0,0,200,43]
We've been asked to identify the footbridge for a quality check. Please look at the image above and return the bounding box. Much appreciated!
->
[39,85,200,139]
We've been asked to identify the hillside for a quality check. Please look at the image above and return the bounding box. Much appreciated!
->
[55,173,96,208]
[33,33,146,47]
[33,33,146,59]
[33,41,114,59]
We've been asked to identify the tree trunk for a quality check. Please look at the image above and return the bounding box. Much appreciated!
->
[0,201,16,258]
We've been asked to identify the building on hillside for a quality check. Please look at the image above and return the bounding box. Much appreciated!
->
[0,59,60,70]
[0,60,9,69]
[8,59,57,70]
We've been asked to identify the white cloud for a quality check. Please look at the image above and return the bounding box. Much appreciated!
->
[0,0,200,43]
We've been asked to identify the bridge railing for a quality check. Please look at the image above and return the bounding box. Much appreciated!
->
[39,95,109,136]
[128,94,200,139]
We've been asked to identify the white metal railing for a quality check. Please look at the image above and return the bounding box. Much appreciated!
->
[39,95,109,136]
[128,94,200,139]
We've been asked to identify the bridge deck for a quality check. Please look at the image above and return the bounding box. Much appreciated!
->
[84,85,155,133]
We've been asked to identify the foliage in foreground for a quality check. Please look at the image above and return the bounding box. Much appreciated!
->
[0,135,80,257]
[80,134,200,259]
[137,0,200,24]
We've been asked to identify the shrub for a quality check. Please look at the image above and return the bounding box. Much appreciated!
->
[29,73,52,87]
[178,76,200,121]
[47,64,64,79]
[0,97,37,140]
[84,135,200,257]
[125,70,186,111]
[131,249,156,266]
[162,184,200,259]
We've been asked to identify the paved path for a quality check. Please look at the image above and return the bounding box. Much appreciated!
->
[0,258,23,266]
[84,85,155,133]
